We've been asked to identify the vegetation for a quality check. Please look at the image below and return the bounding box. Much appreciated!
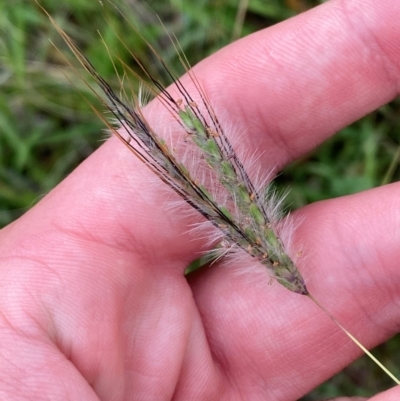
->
[1,0,399,398]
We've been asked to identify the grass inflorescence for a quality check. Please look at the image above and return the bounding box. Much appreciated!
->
[45,3,308,295]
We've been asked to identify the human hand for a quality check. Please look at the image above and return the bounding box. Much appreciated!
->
[1,0,400,400]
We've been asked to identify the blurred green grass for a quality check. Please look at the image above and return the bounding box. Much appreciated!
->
[0,0,399,399]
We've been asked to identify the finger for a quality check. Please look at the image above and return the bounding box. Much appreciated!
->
[5,0,399,266]
[369,385,400,401]
[191,0,400,170]
[188,182,400,399]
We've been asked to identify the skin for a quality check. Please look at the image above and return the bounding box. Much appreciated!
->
[1,0,400,399]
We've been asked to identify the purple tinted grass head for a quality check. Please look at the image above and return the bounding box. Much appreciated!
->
[41,4,308,295]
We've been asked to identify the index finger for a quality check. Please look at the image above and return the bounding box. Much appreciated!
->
[12,0,400,270]
[190,0,400,171]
